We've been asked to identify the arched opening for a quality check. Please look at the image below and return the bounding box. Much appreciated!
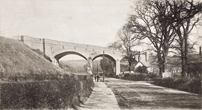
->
[92,57,103,75]
[54,51,87,73]
[55,51,87,61]
[93,54,116,63]
[93,54,116,77]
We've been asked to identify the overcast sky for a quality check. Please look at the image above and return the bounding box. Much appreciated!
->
[0,0,201,54]
[0,0,135,47]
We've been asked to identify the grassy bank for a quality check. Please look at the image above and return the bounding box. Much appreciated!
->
[0,36,94,109]
[0,36,64,80]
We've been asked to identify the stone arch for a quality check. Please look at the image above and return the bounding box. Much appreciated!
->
[93,54,117,75]
[54,51,88,61]
[92,54,116,63]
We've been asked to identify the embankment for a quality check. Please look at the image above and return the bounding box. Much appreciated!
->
[0,36,94,109]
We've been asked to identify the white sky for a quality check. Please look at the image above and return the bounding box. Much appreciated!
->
[0,0,201,60]
[0,0,135,47]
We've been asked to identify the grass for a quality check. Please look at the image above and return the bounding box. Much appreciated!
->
[0,36,66,81]
[105,78,202,109]
[0,36,95,109]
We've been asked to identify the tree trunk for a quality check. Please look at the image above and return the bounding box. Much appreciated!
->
[157,50,163,77]
[180,30,189,78]
[128,60,132,72]
[184,34,188,77]
[181,38,186,78]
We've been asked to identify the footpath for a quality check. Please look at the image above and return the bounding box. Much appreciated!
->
[76,82,120,110]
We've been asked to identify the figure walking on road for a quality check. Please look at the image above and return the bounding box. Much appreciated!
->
[96,74,100,82]
[94,74,97,82]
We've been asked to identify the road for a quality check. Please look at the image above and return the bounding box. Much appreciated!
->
[105,78,202,110]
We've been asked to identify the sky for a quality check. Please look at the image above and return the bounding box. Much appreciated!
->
[0,0,135,47]
[0,0,201,59]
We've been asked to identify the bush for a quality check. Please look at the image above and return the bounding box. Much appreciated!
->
[153,78,201,94]
[144,73,159,81]
[122,74,145,81]
[135,65,148,74]
[185,78,201,94]
[121,73,159,81]
[0,74,94,109]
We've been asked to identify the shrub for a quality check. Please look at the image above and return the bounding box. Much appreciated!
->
[122,73,159,81]
[135,65,148,74]
[153,77,201,94]
[122,74,145,81]
[0,74,94,109]
[123,73,130,78]
[144,73,159,81]
[186,78,201,94]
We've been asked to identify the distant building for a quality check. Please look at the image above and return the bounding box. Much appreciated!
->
[146,46,202,77]
[187,47,202,77]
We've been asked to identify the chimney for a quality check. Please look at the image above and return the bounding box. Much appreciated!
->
[145,52,147,61]
[138,51,140,62]
[200,46,201,55]
[20,35,24,42]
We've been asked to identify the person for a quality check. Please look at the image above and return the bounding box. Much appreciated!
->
[94,74,97,82]
[96,74,100,82]
[85,57,93,75]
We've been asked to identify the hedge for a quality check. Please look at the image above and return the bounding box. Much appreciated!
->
[153,78,201,94]
[121,73,159,81]
[0,74,94,109]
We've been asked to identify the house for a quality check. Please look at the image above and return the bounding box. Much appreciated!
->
[187,51,202,77]
[147,46,202,77]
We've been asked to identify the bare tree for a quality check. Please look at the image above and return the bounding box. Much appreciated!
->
[118,25,141,72]
[165,0,202,77]
[129,0,176,77]
[108,40,123,50]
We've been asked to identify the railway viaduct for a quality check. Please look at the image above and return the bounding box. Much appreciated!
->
[13,36,147,75]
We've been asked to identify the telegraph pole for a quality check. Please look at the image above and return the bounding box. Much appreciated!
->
[103,51,105,82]
[97,63,98,75]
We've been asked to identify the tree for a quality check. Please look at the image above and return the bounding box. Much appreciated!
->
[165,0,202,77]
[108,40,123,50]
[129,0,202,78]
[129,0,176,77]
[118,24,141,72]
[100,57,115,76]
[135,65,148,74]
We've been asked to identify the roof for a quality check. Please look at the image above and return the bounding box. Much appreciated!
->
[139,59,151,67]
[188,54,202,64]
